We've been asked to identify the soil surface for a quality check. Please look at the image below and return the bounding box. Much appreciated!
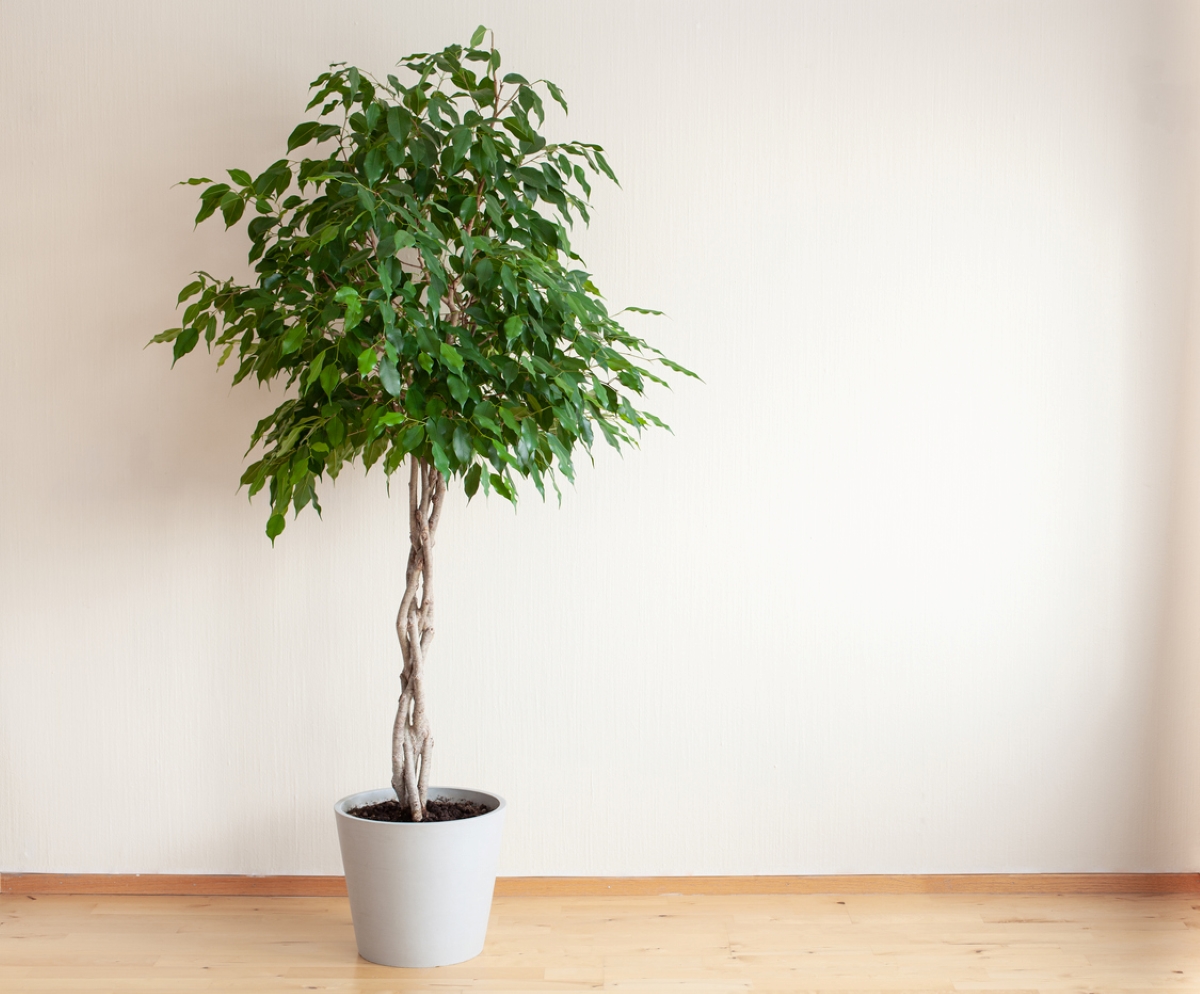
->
[348,796,491,823]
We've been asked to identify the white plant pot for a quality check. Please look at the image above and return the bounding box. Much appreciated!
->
[334,786,506,967]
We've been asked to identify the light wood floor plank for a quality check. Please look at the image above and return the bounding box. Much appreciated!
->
[1,892,1196,992]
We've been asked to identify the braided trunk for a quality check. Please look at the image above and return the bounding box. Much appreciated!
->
[391,457,446,820]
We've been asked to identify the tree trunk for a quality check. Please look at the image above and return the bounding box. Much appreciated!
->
[391,457,445,820]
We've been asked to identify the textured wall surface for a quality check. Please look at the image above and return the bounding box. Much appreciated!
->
[2,0,1199,875]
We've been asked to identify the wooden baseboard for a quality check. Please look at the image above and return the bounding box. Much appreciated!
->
[2,872,1197,897]
[0,874,349,897]
[498,873,1200,896]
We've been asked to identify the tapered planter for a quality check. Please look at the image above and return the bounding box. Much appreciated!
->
[334,787,506,967]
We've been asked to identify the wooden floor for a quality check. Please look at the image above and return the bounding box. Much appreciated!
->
[1,891,1196,992]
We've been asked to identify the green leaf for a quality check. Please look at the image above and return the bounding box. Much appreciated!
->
[220,195,245,227]
[305,348,329,389]
[171,326,199,364]
[447,375,469,405]
[470,24,487,47]
[364,147,385,186]
[287,121,321,151]
[572,163,591,197]
[281,323,306,355]
[194,200,218,224]
[450,126,472,162]
[239,460,264,487]
[336,287,362,330]
[402,423,425,450]
[544,79,569,113]
[202,182,230,201]
[439,342,464,372]
[266,513,286,542]
[357,347,377,375]
[430,439,450,476]
[452,425,473,463]
[379,359,403,396]
[491,472,514,501]
[519,415,538,449]
[320,364,340,397]
[618,369,643,391]
[464,462,482,498]
[546,433,574,480]
[500,264,518,303]
[326,417,345,446]
[503,314,523,341]
[473,413,502,437]
[176,280,203,304]
[227,168,252,186]
[182,300,203,326]
[594,148,618,185]
[387,106,408,141]
[655,355,700,379]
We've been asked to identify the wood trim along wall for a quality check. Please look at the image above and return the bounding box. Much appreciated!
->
[2,873,1197,897]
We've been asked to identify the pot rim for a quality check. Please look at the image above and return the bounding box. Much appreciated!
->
[334,786,506,825]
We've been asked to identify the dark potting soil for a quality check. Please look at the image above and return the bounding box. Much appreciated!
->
[348,797,491,823]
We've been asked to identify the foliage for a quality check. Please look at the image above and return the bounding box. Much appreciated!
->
[154,27,695,540]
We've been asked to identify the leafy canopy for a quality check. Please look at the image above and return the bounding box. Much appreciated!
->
[155,27,695,541]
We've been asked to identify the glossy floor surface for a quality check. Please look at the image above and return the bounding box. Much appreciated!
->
[1,891,1196,992]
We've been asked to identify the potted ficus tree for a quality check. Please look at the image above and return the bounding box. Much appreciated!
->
[154,28,693,967]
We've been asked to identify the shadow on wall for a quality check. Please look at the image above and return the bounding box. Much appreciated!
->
[1147,204,1200,867]
[1144,0,1200,872]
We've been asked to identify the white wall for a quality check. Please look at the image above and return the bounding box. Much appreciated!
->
[2,0,1199,876]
